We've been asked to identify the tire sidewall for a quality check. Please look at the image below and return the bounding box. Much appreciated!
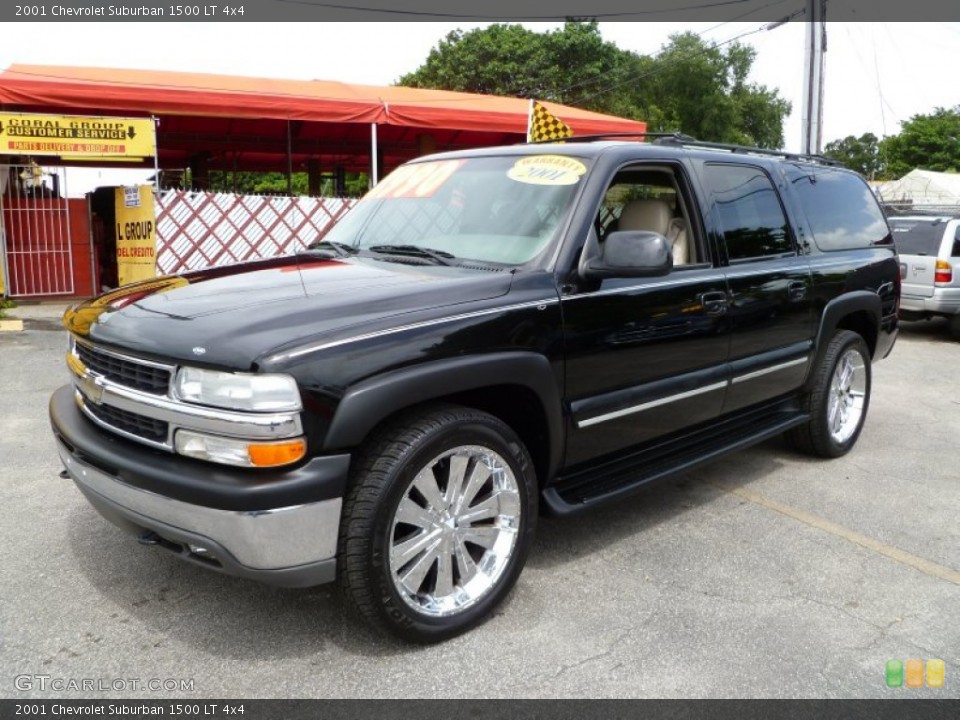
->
[366,413,537,641]
[818,333,872,456]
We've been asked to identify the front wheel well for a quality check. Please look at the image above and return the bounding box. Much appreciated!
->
[444,386,551,488]
[357,385,553,489]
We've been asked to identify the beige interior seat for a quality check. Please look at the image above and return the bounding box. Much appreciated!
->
[617,198,690,265]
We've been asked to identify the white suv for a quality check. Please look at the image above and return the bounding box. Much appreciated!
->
[889,215,960,339]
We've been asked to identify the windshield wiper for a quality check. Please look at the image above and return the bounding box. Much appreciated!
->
[303,240,358,258]
[368,244,457,266]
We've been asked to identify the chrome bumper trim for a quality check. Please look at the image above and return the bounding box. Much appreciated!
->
[58,439,341,570]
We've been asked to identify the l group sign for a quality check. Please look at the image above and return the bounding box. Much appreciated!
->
[115,185,157,286]
[0,112,156,158]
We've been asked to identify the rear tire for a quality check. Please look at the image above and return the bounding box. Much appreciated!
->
[787,330,872,458]
[337,404,537,643]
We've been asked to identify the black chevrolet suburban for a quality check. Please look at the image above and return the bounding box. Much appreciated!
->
[50,137,900,642]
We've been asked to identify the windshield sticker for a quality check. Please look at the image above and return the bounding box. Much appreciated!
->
[367,159,465,200]
[508,156,587,186]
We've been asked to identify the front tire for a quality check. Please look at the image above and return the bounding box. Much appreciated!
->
[337,404,537,643]
[787,330,872,458]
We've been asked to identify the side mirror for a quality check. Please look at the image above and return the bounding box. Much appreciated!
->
[579,230,673,280]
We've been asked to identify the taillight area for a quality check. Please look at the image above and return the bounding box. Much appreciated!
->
[934,259,953,284]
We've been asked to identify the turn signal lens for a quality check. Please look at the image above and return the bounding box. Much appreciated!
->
[934,259,953,284]
[248,440,307,468]
[175,429,306,468]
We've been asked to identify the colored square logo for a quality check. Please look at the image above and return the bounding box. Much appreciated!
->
[927,659,945,688]
[886,659,904,688]
[905,659,924,688]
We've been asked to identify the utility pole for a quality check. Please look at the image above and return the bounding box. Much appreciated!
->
[801,0,827,155]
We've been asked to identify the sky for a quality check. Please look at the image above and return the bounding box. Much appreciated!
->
[2,21,959,194]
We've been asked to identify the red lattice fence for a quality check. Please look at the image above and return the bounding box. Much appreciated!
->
[155,191,357,275]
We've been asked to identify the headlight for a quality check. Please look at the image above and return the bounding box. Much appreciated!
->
[174,367,302,412]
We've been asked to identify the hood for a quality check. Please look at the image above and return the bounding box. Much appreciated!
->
[65,255,512,369]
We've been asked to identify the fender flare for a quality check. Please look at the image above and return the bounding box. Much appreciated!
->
[322,352,565,478]
[806,291,881,388]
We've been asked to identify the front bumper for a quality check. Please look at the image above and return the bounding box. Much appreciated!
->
[50,385,349,587]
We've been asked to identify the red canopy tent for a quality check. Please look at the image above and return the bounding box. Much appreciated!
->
[0,64,648,179]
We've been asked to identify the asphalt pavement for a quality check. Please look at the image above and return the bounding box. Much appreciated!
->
[1,302,957,699]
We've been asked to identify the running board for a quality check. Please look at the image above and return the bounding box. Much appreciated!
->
[543,402,809,517]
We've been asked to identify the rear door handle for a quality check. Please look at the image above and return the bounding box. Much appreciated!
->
[787,280,807,302]
[699,291,728,316]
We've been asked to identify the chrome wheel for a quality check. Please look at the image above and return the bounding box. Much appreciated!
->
[388,445,521,618]
[827,348,867,444]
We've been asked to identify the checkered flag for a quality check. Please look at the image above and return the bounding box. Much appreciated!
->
[527,100,574,143]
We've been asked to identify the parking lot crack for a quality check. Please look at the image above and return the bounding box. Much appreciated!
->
[546,627,638,682]
[789,594,890,632]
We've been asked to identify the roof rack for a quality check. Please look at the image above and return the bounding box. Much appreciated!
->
[531,131,842,167]
[882,205,960,219]
[530,131,680,144]
[651,135,842,167]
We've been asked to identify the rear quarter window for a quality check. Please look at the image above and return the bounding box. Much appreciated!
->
[888,219,948,256]
[784,166,892,251]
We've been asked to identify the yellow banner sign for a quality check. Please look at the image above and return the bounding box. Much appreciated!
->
[0,113,156,158]
[115,186,157,286]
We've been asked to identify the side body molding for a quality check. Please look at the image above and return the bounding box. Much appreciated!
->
[322,352,565,477]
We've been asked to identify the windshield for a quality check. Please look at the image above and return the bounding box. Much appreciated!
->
[320,155,588,266]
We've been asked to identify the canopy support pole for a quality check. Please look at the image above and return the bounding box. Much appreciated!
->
[370,123,379,188]
[152,116,160,193]
[286,119,293,195]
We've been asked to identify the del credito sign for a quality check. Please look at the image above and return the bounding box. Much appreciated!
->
[0,113,156,158]
[115,185,157,286]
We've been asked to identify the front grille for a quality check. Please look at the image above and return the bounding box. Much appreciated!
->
[76,343,171,395]
[85,401,169,443]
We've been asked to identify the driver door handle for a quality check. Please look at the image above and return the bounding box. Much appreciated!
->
[787,280,808,302]
[699,291,729,316]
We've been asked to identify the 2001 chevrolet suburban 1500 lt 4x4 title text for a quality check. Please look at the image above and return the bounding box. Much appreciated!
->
[51,137,900,642]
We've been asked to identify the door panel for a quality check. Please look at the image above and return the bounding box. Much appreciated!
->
[562,268,730,468]
[722,261,814,413]
[698,162,815,414]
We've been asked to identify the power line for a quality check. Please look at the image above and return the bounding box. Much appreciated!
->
[842,24,900,136]
[573,10,803,107]
[271,0,765,20]
[871,25,888,137]
[0,14,803,114]
[546,0,801,100]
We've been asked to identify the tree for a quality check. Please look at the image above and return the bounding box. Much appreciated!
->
[824,133,885,178]
[207,171,369,197]
[880,106,960,178]
[398,21,636,118]
[399,23,791,148]
[638,32,791,148]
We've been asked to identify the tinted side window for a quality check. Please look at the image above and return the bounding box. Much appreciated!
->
[705,164,791,260]
[952,225,960,258]
[785,166,892,251]
[888,219,946,256]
